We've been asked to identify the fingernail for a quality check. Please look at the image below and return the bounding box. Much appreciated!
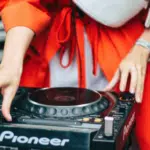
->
[136,95,141,103]
[8,114,12,122]
[120,87,124,92]
[130,88,135,94]
[120,86,123,91]
[137,98,141,103]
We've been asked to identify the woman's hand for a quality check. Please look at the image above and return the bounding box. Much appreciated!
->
[0,26,34,121]
[104,44,150,103]
[0,64,22,122]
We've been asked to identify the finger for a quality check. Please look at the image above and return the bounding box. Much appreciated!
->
[104,69,120,91]
[119,69,129,92]
[135,66,146,103]
[2,86,18,121]
[129,65,138,94]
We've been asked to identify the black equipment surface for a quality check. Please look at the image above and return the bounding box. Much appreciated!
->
[0,87,135,150]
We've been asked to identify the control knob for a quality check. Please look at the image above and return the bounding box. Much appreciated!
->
[104,116,114,137]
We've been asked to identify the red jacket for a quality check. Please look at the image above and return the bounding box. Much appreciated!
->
[0,1,150,149]
[0,0,146,87]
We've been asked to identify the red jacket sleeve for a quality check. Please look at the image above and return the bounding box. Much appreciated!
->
[0,0,51,35]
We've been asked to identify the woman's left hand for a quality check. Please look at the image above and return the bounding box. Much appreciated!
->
[104,45,150,103]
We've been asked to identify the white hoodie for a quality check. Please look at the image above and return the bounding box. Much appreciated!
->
[73,0,149,27]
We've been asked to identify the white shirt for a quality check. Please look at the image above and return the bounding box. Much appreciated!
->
[73,0,148,27]
[50,32,108,90]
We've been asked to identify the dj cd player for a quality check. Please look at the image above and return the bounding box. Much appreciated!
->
[0,87,135,150]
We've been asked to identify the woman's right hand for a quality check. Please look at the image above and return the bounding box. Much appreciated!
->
[0,64,22,122]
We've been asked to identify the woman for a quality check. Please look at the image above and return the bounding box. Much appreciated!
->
[0,0,150,149]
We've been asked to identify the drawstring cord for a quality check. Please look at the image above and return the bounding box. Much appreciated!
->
[55,6,98,87]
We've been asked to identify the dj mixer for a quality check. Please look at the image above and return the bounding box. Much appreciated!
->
[0,87,135,150]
